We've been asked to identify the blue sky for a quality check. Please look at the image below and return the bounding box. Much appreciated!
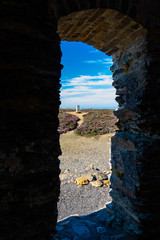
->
[60,41,117,109]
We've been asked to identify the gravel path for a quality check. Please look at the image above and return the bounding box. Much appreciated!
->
[57,113,114,221]
[59,132,113,173]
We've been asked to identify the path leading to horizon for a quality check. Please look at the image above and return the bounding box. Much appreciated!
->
[58,111,114,221]
[67,111,88,128]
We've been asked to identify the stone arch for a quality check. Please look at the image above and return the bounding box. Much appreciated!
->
[0,1,160,240]
[57,6,150,236]
[58,8,146,55]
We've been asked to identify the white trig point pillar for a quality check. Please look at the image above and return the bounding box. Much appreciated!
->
[76,105,80,113]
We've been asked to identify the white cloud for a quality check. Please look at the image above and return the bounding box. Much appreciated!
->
[62,74,113,87]
[60,74,117,109]
[83,58,113,65]
[61,86,114,97]
[60,85,117,109]
[61,86,90,97]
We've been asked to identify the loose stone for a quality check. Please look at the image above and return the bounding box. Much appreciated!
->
[103,180,110,186]
[64,169,70,173]
[76,176,89,185]
[89,164,95,169]
[83,173,94,181]
[95,172,108,181]
[60,174,67,180]
[91,180,103,187]
[68,179,75,183]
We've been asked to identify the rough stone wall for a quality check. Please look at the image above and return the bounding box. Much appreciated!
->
[58,7,155,237]
[110,35,151,235]
[140,3,160,235]
[109,2,160,237]
[0,1,62,240]
[57,2,160,237]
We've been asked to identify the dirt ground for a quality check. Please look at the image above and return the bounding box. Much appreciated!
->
[57,112,114,221]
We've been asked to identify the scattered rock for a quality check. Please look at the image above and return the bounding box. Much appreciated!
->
[91,180,103,187]
[61,182,67,186]
[95,172,108,181]
[103,180,110,186]
[60,174,67,180]
[104,170,112,174]
[64,169,70,174]
[89,164,94,170]
[68,179,75,183]
[84,173,94,182]
[76,176,89,186]
[74,171,110,188]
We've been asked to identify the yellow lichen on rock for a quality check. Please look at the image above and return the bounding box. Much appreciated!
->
[76,176,89,186]
[68,179,75,183]
[103,180,110,186]
[61,182,67,186]
[104,170,111,174]
[59,174,66,180]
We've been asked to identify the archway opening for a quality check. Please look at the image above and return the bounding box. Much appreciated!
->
[58,40,117,221]
[56,7,148,238]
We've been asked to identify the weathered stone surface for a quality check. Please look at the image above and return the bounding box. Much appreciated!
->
[60,169,111,188]
[91,180,103,188]
[110,27,160,236]
[0,1,62,240]
[94,172,108,181]
[76,176,89,186]
[103,180,111,186]
[72,222,91,237]
[84,173,94,182]
[89,164,95,170]
[58,9,147,56]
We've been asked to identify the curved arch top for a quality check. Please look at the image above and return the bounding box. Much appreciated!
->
[58,8,147,55]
